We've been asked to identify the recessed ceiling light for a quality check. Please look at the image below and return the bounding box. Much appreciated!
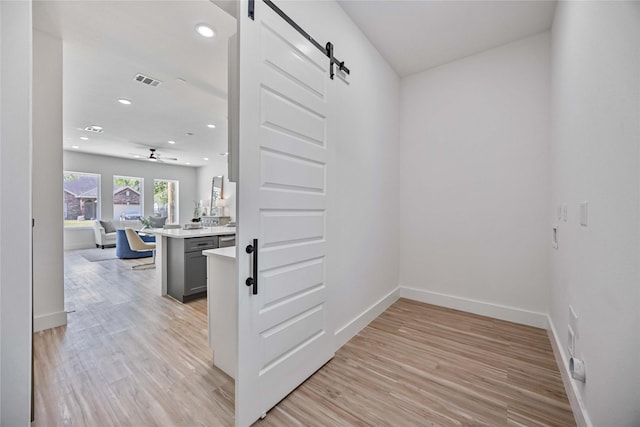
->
[148,158,158,162]
[185,162,191,165]
[168,140,176,144]
[117,98,132,105]
[79,136,89,141]
[71,145,80,149]
[203,157,209,161]
[195,24,215,38]
[207,124,216,129]
[91,125,103,131]
[134,155,141,158]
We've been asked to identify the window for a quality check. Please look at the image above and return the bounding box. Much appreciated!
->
[63,171,100,227]
[113,175,143,221]
[154,179,178,224]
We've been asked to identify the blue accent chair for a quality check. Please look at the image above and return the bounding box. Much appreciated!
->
[116,229,155,259]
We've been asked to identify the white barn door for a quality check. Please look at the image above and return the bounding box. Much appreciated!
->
[235,1,334,425]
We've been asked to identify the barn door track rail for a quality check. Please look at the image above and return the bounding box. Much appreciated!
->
[248,0,351,80]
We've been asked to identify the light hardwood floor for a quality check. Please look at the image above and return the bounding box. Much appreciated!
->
[258,299,575,426]
[33,249,574,426]
[34,249,235,427]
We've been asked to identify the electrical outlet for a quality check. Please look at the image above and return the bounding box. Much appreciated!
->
[569,305,579,338]
[568,326,576,356]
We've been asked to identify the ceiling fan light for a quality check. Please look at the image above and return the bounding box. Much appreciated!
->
[117,98,132,105]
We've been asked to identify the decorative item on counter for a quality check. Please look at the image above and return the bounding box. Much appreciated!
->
[215,198,227,217]
[139,216,152,230]
[192,201,202,223]
[210,175,224,216]
[184,221,203,230]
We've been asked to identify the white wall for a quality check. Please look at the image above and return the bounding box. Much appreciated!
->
[196,157,236,221]
[33,29,66,331]
[64,150,198,226]
[549,2,640,426]
[283,1,401,346]
[0,1,33,424]
[399,33,551,327]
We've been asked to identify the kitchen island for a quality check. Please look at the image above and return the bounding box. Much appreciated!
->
[203,246,237,378]
[146,227,236,299]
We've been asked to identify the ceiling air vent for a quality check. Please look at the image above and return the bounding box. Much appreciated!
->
[134,73,162,87]
[84,126,104,133]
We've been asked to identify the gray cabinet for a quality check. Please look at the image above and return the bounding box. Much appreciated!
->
[167,236,218,302]
[218,234,236,248]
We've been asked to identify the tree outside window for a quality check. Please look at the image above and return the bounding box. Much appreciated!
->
[113,176,143,220]
[154,179,178,224]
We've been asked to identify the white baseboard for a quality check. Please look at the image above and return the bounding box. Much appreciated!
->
[64,242,96,250]
[34,310,67,332]
[400,287,547,328]
[547,316,592,427]
[334,287,400,349]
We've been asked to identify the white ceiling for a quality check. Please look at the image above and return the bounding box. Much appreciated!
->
[338,0,557,77]
[33,1,556,166]
[33,0,236,167]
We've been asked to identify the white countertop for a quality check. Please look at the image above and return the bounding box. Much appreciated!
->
[203,246,236,259]
[147,226,236,239]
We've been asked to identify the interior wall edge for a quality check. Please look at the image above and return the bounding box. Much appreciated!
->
[33,311,67,333]
[333,287,400,350]
[400,286,547,328]
[547,315,593,427]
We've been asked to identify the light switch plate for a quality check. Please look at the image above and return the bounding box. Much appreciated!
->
[580,202,588,226]
[562,204,568,222]
[569,305,579,338]
[568,326,576,357]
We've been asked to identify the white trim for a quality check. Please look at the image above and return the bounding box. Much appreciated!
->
[400,286,547,328]
[334,287,400,350]
[64,242,99,250]
[33,310,67,332]
[547,316,592,427]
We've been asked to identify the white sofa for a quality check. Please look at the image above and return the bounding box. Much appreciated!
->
[93,220,142,249]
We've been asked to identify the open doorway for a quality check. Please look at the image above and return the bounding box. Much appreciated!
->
[31,1,237,424]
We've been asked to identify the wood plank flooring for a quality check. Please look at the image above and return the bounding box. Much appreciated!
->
[258,299,575,427]
[33,249,235,427]
[33,249,574,426]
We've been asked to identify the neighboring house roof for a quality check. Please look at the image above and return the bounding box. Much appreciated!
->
[63,175,98,198]
[113,186,140,196]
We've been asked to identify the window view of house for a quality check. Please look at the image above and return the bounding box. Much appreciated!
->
[154,179,178,224]
[63,171,100,227]
[113,175,143,221]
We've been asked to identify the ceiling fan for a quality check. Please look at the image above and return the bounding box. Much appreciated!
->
[132,148,178,163]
